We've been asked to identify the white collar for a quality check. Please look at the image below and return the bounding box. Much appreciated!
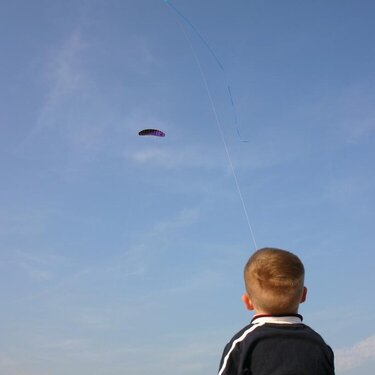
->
[252,314,303,325]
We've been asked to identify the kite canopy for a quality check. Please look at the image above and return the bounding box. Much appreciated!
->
[138,129,165,137]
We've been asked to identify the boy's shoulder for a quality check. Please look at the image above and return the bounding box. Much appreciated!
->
[219,315,334,375]
[226,315,329,349]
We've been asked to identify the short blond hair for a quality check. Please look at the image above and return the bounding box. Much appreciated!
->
[244,248,305,314]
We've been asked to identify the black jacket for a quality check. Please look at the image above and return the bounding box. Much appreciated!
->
[218,315,335,375]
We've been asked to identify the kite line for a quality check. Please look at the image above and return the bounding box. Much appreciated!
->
[164,0,247,143]
[164,0,258,250]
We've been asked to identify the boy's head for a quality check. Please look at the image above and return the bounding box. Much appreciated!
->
[242,247,307,315]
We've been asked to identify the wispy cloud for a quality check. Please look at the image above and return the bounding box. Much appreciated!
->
[141,334,220,375]
[0,330,222,375]
[153,207,200,231]
[10,248,71,282]
[0,354,42,375]
[335,86,375,143]
[124,35,158,72]
[0,211,44,236]
[296,83,375,147]
[6,207,201,307]
[335,335,375,372]
[0,209,65,281]
[129,141,225,168]
[129,131,298,172]
[97,207,201,277]
[16,31,87,152]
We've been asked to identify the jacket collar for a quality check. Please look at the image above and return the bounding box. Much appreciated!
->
[251,314,303,325]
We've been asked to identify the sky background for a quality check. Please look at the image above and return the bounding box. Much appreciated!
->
[1,0,375,374]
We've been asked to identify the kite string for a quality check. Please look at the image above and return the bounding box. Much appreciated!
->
[165,3,258,250]
[165,0,247,142]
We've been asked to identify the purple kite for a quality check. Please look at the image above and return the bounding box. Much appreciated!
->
[138,129,165,137]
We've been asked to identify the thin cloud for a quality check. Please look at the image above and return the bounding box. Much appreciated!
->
[295,83,375,147]
[153,207,200,231]
[130,145,225,169]
[16,31,86,152]
[2,247,69,283]
[335,335,375,372]
[7,207,201,306]
[92,207,201,273]
[124,35,159,72]
[17,262,52,281]
[0,331,220,375]
[335,85,375,143]
[101,207,201,276]
[0,354,41,375]
[0,214,41,237]
[152,336,220,375]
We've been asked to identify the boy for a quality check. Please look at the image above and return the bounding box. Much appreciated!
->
[218,247,334,375]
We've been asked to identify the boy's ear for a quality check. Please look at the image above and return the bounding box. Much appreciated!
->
[300,287,307,304]
[242,293,255,311]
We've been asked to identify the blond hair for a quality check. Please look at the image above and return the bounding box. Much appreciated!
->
[244,248,305,314]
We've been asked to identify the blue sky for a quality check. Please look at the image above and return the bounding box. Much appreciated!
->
[1,1,375,374]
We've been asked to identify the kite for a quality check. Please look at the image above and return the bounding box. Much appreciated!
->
[138,129,165,137]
